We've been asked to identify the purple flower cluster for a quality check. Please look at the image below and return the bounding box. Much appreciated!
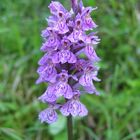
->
[37,0,100,124]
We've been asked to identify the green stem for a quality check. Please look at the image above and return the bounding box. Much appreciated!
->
[67,115,73,140]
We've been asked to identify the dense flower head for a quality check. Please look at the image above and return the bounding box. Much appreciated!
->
[37,0,100,124]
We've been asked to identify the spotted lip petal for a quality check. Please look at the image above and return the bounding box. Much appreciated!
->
[78,102,88,116]
[68,30,84,43]
[60,102,70,116]
[52,82,73,99]
[46,16,57,27]
[79,70,100,87]
[79,73,93,87]
[60,99,88,117]
[38,54,47,65]
[36,64,57,84]
[84,45,100,62]
[52,50,77,64]
[38,53,51,65]
[69,100,81,116]
[38,86,57,103]
[39,108,58,124]
[79,70,100,95]
[63,84,73,99]
[40,35,60,52]
[37,64,56,75]
[56,20,69,34]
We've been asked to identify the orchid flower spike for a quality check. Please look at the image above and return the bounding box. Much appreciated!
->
[36,0,100,124]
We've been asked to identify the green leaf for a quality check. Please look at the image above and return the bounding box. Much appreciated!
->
[54,131,67,140]
[0,128,23,140]
[49,115,66,135]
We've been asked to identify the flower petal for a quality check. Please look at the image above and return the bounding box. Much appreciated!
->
[79,73,92,87]
[67,51,77,64]
[38,86,57,103]
[69,100,81,117]
[38,53,49,65]
[53,82,69,97]
[60,102,70,116]
[52,52,61,63]
[56,20,69,34]
[84,84,100,95]
[91,71,101,82]
[39,108,58,124]
[85,45,100,62]
[63,84,73,99]
[36,77,46,84]
[68,30,84,43]
[78,102,88,117]
[41,28,49,38]
[52,50,77,64]
[37,65,57,83]
[49,1,66,15]
[40,36,59,52]
[83,17,97,30]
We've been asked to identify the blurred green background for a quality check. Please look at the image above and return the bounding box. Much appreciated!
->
[0,0,140,140]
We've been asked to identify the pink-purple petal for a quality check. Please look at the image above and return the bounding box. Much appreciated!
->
[85,45,100,62]
[39,108,58,124]
[79,73,92,87]
[38,86,57,103]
